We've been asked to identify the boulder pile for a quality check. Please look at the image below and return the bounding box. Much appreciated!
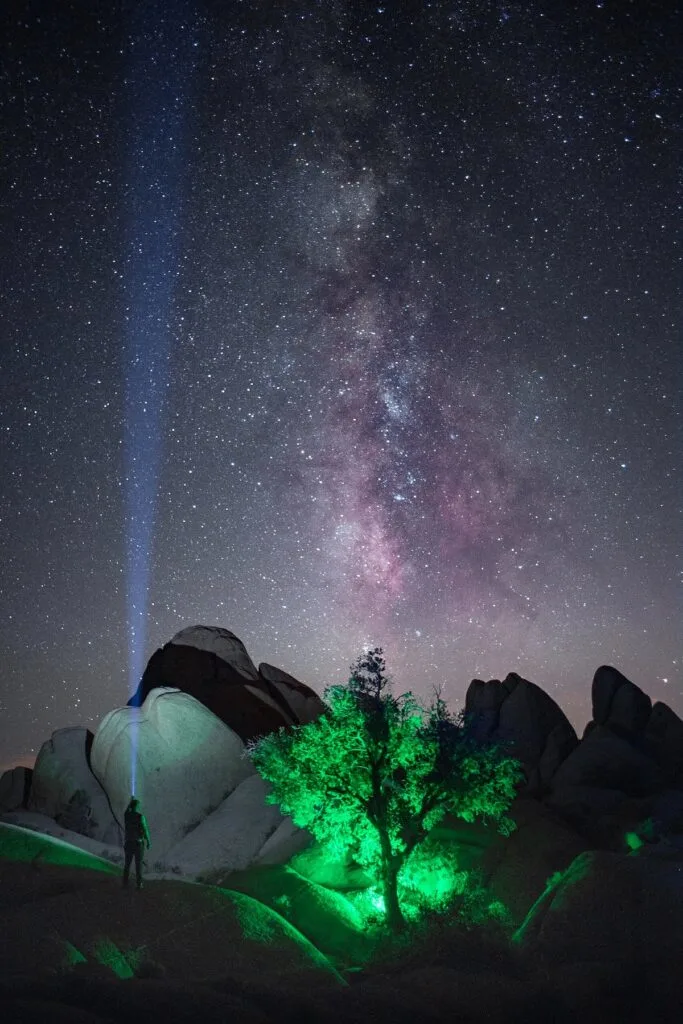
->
[465,664,683,852]
[130,625,325,739]
[2,630,682,937]
[0,626,325,876]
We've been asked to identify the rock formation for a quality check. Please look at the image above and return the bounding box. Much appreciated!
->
[3,634,683,1022]
[163,773,284,877]
[258,661,325,725]
[550,724,663,795]
[3,624,683,924]
[255,814,314,866]
[516,846,683,970]
[1,626,326,875]
[645,700,683,784]
[90,687,254,858]
[465,671,578,791]
[0,765,31,814]
[27,727,120,844]
[590,663,652,742]
[130,625,325,741]
[537,666,682,849]
[483,798,589,926]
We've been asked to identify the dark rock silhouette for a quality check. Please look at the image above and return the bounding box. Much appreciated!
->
[590,664,652,742]
[0,765,31,814]
[258,662,325,725]
[465,672,578,792]
[645,701,683,785]
[129,625,325,742]
[516,849,683,988]
[551,725,663,797]
[460,665,683,855]
[535,666,682,848]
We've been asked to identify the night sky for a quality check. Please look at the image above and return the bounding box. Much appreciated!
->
[1,0,680,768]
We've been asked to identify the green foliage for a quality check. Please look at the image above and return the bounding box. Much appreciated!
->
[397,840,470,919]
[250,648,522,929]
[92,938,143,979]
[625,830,644,852]
[349,856,512,933]
[61,940,87,968]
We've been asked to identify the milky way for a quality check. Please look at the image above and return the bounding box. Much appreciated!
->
[1,0,680,765]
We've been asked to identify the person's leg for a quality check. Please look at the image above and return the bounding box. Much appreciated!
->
[123,845,133,886]
[134,844,143,888]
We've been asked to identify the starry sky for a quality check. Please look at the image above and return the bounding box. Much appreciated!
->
[1,0,680,768]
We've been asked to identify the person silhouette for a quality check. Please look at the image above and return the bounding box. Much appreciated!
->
[122,796,151,890]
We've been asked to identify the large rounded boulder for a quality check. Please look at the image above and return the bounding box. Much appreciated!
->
[645,701,683,786]
[258,662,325,725]
[26,727,120,844]
[130,625,324,741]
[516,846,683,968]
[516,847,683,1019]
[164,773,285,878]
[551,724,662,798]
[90,688,254,858]
[0,765,32,815]
[465,672,578,791]
[590,664,652,742]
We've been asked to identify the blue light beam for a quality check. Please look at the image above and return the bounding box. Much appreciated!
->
[122,1,197,793]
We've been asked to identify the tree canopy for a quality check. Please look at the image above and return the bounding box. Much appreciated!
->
[250,648,522,930]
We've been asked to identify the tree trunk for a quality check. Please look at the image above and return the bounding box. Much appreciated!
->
[370,748,405,932]
[378,825,405,933]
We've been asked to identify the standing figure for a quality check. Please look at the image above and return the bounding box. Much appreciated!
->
[122,796,151,889]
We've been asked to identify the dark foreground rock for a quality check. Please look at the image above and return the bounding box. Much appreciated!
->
[515,845,683,1021]
[483,798,589,926]
[3,819,683,1022]
[0,866,338,990]
[516,846,683,963]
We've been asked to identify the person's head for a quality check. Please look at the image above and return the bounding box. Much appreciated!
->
[128,796,140,811]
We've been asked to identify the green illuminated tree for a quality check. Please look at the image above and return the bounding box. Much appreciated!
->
[250,648,522,932]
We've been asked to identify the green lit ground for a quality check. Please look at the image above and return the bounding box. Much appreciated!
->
[0,820,507,982]
[0,820,510,970]
[2,821,682,1022]
[0,821,121,873]
[0,822,343,983]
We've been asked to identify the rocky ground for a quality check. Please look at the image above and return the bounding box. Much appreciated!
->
[2,820,683,1023]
